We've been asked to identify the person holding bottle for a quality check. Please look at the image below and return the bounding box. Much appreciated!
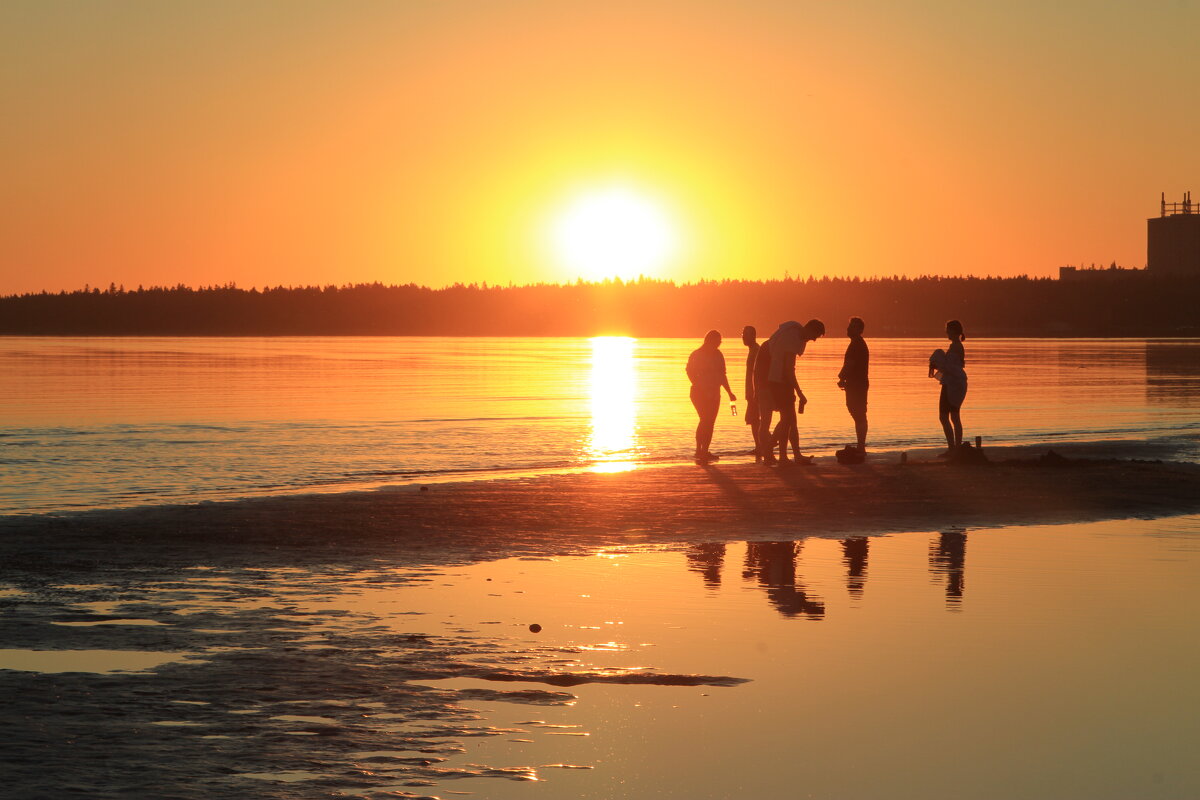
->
[686,329,736,464]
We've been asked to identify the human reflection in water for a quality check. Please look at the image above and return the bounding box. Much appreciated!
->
[685,542,726,589]
[840,537,869,599]
[743,542,825,619]
[928,528,967,609]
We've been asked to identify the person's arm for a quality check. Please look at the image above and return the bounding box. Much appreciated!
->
[718,352,735,400]
[793,372,806,408]
[745,346,757,399]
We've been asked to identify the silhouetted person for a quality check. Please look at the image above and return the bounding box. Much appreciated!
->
[929,319,967,457]
[752,337,776,461]
[929,528,967,607]
[841,537,869,598]
[741,326,763,462]
[685,542,726,588]
[771,323,820,464]
[755,319,825,465]
[686,329,735,464]
[743,541,825,619]
[752,327,800,464]
[837,316,869,453]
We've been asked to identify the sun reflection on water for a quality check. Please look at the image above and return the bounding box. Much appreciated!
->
[588,337,638,472]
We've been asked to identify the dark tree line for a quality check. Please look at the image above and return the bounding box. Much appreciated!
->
[1,275,1197,337]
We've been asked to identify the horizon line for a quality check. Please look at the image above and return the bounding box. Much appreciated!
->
[2,270,1119,298]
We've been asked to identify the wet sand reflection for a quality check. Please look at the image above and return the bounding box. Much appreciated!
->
[929,528,968,609]
[684,542,725,589]
[686,532,972,617]
[743,542,826,620]
[840,537,869,599]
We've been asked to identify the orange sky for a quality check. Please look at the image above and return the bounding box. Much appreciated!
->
[2,0,1197,294]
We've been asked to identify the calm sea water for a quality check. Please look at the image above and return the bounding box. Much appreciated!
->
[1,337,1197,514]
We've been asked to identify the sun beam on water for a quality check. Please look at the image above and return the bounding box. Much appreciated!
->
[588,337,638,473]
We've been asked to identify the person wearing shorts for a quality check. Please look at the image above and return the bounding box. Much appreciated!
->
[752,339,782,462]
[837,316,869,452]
[930,319,967,457]
[742,326,762,461]
[755,319,825,465]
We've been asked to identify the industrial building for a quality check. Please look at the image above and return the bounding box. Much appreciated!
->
[1148,192,1200,276]
[1060,192,1199,281]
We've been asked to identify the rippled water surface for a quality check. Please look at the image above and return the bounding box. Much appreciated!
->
[1,336,1197,512]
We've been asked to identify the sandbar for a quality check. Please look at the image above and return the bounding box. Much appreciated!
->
[4,443,1200,572]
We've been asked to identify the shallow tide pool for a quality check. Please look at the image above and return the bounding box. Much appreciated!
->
[2,516,1198,799]
[312,516,1200,799]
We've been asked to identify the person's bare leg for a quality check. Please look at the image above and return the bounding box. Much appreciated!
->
[769,419,784,461]
[692,391,713,460]
[696,408,717,459]
[694,420,706,457]
[852,411,867,451]
[758,410,776,463]
[939,408,954,456]
[950,409,963,448]
[777,404,797,463]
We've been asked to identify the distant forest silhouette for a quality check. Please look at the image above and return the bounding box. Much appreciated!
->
[2,275,1198,337]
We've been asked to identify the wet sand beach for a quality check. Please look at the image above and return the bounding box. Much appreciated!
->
[3,445,1200,799]
[5,444,1200,569]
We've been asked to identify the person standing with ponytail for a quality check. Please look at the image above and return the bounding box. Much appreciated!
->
[929,319,967,457]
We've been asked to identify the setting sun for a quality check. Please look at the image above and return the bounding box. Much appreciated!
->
[548,185,682,281]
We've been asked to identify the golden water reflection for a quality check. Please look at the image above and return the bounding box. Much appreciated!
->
[588,336,638,472]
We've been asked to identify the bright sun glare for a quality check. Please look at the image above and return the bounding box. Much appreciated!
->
[549,186,681,281]
[588,336,637,473]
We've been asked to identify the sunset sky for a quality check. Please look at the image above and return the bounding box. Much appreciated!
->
[2,0,1197,294]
